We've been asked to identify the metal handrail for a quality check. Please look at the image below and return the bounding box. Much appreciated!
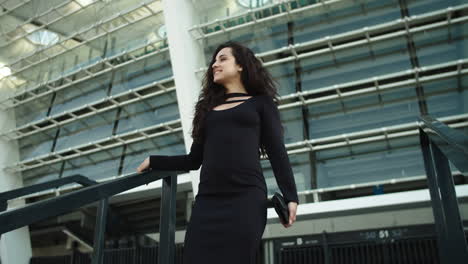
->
[0,174,132,237]
[0,169,185,264]
[418,114,468,264]
[0,174,95,208]
[419,115,468,174]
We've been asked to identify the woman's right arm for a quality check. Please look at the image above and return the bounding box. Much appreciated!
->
[147,138,204,171]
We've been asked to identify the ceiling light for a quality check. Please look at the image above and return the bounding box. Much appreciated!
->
[0,64,12,78]
[158,25,166,39]
[26,30,59,46]
[76,0,96,6]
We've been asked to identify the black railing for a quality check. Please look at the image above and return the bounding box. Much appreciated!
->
[278,237,441,264]
[273,223,468,264]
[30,245,187,264]
[29,226,464,264]
[418,115,468,264]
[0,169,185,264]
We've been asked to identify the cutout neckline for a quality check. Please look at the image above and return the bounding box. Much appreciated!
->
[212,96,254,112]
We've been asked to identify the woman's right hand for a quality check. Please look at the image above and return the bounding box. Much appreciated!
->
[136,157,150,173]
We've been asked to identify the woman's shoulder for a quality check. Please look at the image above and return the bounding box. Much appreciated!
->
[253,94,274,102]
[253,94,277,106]
[251,94,278,114]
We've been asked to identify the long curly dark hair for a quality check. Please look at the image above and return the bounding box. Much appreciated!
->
[190,41,284,158]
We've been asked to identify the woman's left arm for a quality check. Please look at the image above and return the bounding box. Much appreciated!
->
[260,95,300,206]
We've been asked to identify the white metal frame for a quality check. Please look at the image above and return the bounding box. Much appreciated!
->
[188,0,342,39]
[7,56,464,142]
[0,77,175,140]
[194,3,467,75]
[5,119,183,173]
[278,113,468,156]
[6,47,467,173]
[0,39,170,109]
[274,59,468,112]
[258,5,466,67]
[7,112,468,174]
[1,0,76,45]
[0,0,32,17]
[0,1,162,96]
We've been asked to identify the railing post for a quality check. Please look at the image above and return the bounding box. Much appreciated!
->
[92,198,109,264]
[322,231,330,264]
[158,174,178,264]
[419,128,468,264]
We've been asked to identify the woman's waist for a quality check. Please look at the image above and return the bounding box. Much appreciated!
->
[203,145,260,163]
[200,164,262,176]
[197,183,267,197]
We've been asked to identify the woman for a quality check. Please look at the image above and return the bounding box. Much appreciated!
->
[137,41,299,264]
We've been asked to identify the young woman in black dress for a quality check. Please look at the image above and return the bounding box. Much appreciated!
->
[137,41,299,264]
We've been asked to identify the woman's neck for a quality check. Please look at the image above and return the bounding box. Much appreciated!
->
[223,81,247,94]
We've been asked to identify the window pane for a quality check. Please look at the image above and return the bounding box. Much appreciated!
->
[316,136,425,188]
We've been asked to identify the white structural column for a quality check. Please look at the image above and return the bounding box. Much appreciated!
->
[0,107,33,264]
[161,0,206,196]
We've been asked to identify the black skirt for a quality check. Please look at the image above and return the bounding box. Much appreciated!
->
[183,186,268,264]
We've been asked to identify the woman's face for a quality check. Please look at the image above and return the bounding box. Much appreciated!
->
[212,47,242,85]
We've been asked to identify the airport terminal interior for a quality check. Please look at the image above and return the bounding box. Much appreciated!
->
[0,0,467,263]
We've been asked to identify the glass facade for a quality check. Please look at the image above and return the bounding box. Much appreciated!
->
[1,0,467,201]
[194,0,468,195]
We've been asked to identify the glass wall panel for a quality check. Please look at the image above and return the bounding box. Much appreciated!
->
[22,162,62,187]
[307,85,421,139]
[121,133,186,175]
[7,2,165,93]
[300,36,411,91]
[412,21,467,67]
[425,76,468,118]
[110,53,172,96]
[263,152,311,195]
[14,94,52,126]
[104,16,164,59]
[316,136,425,188]
[18,129,58,160]
[268,62,296,96]
[193,0,286,25]
[50,74,110,115]
[116,92,179,134]
[407,0,464,16]
[55,110,116,151]
[281,107,304,144]
[294,0,400,44]
[203,22,289,60]
[61,147,123,181]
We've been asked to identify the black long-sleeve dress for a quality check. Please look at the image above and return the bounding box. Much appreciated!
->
[149,93,299,264]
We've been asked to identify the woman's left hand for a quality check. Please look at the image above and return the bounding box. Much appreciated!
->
[282,201,298,228]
